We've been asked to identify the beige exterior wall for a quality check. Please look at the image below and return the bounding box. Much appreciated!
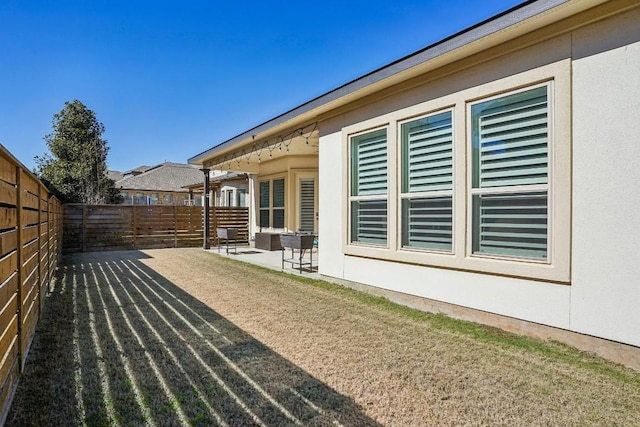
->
[570,7,640,346]
[318,5,640,347]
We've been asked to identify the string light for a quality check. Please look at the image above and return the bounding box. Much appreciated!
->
[304,122,317,145]
[207,122,318,170]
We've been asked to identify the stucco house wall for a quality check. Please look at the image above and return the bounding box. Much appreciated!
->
[570,8,640,346]
[318,6,640,347]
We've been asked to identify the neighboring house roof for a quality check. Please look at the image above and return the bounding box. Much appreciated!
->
[116,162,204,193]
[188,0,602,165]
[107,170,124,182]
[122,165,152,176]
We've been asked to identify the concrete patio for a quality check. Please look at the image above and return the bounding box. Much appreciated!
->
[209,240,320,278]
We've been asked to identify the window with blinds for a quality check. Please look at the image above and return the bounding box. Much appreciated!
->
[273,178,285,207]
[259,178,285,229]
[471,85,549,260]
[299,179,315,232]
[351,129,388,196]
[350,128,388,245]
[273,178,285,228]
[259,181,270,228]
[400,111,453,251]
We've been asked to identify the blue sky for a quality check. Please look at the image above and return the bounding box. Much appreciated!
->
[0,0,523,173]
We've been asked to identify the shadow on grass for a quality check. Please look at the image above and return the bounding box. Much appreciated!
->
[7,251,380,426]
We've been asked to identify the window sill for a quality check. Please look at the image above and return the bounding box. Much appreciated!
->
[344,244,569,284]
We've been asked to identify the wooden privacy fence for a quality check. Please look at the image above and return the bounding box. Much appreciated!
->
[0,146,62,424]
[63,204,249,252]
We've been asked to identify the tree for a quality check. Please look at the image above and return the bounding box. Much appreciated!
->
[35,100,121,204]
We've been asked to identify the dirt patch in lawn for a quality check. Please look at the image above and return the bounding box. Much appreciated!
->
[7,248,640,426]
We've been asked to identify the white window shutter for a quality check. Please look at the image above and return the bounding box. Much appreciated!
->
[401,111,453,251]
[476,87,548,188]
[350,129,388,245]
[402,197,452,250]
[405,112,453,192]
[299,179,315,232]
[353,130,387,196]
[471,86,550,260]
[352,200,387,245]
[474,192,548,259]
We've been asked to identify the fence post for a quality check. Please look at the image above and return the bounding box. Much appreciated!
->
[212,205,217,241]
[132,205,137,249]
[173,204,178,248]
[81,204,87,252]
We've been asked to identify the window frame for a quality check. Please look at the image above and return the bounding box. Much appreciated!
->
[348,126,390,247]
[399,108,455,254]
[467,82,552,263]
[272,178,285,229]
[342,60,571,283]
[259,180,270,228]
[258,177,286,230]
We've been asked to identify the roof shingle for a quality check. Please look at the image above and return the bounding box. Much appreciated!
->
[116,162,204,192]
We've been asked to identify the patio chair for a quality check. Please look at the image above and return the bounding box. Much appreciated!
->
[217,228,238,254]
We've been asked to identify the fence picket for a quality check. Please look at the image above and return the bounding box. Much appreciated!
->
[0,145,62,424]
[62,204,249,252]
